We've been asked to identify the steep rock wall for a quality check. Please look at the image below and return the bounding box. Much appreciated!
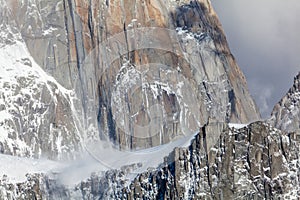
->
[0,0,260,153]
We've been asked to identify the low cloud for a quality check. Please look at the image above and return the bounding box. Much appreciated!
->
[248,80,274,116]
[211,0,300,118]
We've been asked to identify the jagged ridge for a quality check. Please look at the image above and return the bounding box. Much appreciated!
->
[270,72,300,133]
[1,121,299,199]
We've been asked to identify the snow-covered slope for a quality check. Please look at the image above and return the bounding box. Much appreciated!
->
[0,22,85,160]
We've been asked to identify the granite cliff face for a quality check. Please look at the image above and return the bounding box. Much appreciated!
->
[0,0,260,155]
[270,72,300,134]
[7,0,300,199]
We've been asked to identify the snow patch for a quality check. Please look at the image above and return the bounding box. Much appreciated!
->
[228,123,248,129]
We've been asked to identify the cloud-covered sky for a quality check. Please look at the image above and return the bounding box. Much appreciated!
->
[211,0,300,118]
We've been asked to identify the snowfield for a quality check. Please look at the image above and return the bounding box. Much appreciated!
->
[228,123,249,129]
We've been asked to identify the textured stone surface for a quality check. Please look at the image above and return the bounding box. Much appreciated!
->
[1,0,260,151]
[0,18,83,160]
[0,0,299,199]
[1,121,299,199]
[110,122,299,199]
[269,72,300,134]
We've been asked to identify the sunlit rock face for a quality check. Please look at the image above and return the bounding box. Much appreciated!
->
[0,0,260,155]
[2,0,300,199]
[269,72,300,134]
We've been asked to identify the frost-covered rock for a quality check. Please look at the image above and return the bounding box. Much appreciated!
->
[269,72,300,134]
[0,20,85,160]
[108,121,299,199]
[1,121,299,199]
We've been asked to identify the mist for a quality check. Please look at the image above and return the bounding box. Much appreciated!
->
[211,0,300,118]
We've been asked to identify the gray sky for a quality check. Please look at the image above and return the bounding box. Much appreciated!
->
[211,0,300,118]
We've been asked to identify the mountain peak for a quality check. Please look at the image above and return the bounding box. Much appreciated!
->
[269,71,300,133]
[292,71,300,92]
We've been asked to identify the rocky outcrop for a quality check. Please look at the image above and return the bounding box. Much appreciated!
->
[269,72,300,134]
[111,122,299,199]
[1,121,299,199]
